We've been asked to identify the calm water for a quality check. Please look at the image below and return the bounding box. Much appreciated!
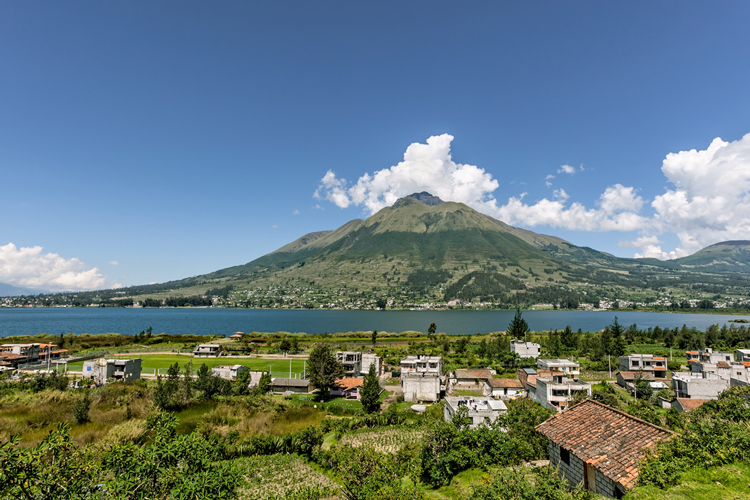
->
[1,308,749,337]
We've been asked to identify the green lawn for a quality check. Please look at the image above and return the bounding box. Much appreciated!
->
[626,462,750,499]
[66,354,308,378]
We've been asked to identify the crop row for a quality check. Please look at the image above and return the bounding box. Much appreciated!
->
[235,454,340,500]
[339,427,426,454]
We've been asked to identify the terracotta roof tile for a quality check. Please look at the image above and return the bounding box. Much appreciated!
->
[334,378,364,390]
[717,361,731,369]
[675,398,711,412]
[486,377,524,388]
[536,399,672,490]
[0,353,26,360]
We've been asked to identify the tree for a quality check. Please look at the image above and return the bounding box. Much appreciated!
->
[507,307,529,341]
[428,322,437,335]
[254,372,271,395]
[279,337,291,354]
[73,392,91,424]
[361,364,381,414]
[308,343,344,401]
[234,369,250,396]
[371,329,378,345]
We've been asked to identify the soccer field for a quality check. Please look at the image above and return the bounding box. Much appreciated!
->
[66,354,308,378]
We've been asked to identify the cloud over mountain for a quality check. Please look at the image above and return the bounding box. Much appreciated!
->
[0,243,118,292]
[316,132,750,260]
[316,134,646,232]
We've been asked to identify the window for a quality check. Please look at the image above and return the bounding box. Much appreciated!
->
[560,447,570,465]
[632,361,639,367]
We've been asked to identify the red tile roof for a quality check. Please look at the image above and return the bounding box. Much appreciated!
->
[536,399,672,490]
[717,361,731,369]
[334,378,364,391]
[486,377,524,388]
[674,398,710,412]
[0,353,26,360]
[741,362,750,368]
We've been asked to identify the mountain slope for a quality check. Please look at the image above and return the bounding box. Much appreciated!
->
[674,240,750,272]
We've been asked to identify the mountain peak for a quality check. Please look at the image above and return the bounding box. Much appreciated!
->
[398,192,444,206]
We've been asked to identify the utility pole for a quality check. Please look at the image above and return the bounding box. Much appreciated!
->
[303,360,306,379]
[608,354,612,379]
[289,359,292,379]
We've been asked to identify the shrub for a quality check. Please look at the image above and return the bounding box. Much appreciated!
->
[73,392,92,424]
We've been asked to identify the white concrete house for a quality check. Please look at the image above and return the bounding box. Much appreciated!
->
[444,396,507,428]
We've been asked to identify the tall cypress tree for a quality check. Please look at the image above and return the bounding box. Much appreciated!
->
[361,363,381,414]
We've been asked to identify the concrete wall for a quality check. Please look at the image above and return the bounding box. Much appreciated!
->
[402,374,440,402]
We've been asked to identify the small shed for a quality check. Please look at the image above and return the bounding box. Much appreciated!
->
[269,378,311,394]
[672,398,710,413]
[484,377,524,398]
[536,399,672,498]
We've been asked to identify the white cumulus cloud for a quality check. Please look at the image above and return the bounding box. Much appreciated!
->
[0,243,118,292]
[316,134,499,214]
[315,132,750,260]
[649,133,750,255]
[316,134,645,232]
[558,164,577,175]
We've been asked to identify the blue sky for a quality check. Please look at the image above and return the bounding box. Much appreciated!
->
[1,1,750,291]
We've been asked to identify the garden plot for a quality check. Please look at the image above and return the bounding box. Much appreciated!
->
[339,427,425,454]
[236,454,340,500]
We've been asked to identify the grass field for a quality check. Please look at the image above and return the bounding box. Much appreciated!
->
[626,462,750,499]
[66,354,309,378]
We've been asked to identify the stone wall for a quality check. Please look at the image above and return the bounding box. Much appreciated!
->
[548,441,624,498]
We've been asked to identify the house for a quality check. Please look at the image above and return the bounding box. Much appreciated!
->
[536,358,580,376]
[38,344,68,362]
[331,377,364,400]
[193,344,222,357]
[82,358,142,384]
[536,399,672,498]
[510,339,541,358]
[337,351,363,377]
[361,353,383,377]
[533,373,592,412]
[484,377,524,399]
[400,355,442,375]
[269,378,311,394]
[1,343,41,362]
[690,357,750,384]
[229,334,243,340]
[736,349,750,363]
[450,368,496,392]
[685,351,699,362]
[616,371,655,388]
[618,354,667,378]
[698,348,733,364]
[672,372,729,399]
[401,355,444,403]
[444,396,507,428]
[0,352,28,368]
[212,364,248,381]
[672,398,711,413]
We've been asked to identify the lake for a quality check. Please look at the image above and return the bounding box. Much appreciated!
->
[1,308,749,337]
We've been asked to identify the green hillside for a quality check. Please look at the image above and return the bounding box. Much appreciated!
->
[674,240,750,272]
